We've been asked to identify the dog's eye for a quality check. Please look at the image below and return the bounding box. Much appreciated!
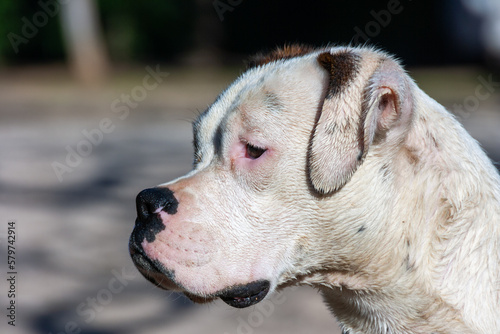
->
[245,143,267,160]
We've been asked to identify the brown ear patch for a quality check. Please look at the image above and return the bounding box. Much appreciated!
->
[247,44,317,69]
[317,51,360,98]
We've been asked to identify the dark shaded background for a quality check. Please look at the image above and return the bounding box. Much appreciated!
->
[0,0,494,66]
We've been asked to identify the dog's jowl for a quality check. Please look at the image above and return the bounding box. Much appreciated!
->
[129,45,500,333]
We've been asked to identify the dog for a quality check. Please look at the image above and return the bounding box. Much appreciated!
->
[129,45,500,333]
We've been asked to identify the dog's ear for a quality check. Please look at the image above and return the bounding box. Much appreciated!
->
[362,59,414,151]
[308,52,413,194]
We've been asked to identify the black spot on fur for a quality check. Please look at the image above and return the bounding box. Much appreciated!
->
[192,126,202,166]
[356,150,363,162]
[193,109,208,166]
[357,225,366,233]
[405,253,415,272]
[317,51,361,98]
[214,123,224,158]
[264,91,284,112]
[325,123,336,135]
[380,163,390,178]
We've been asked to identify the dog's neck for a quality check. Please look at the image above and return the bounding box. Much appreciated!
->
[314,89,500,333]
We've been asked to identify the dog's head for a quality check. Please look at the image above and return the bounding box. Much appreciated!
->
[129,45,415,308]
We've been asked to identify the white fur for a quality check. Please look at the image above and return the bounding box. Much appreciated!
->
[141,46,500,333]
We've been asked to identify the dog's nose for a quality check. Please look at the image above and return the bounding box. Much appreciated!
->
[135,187,178,222]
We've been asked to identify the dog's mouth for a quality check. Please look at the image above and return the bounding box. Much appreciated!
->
[183,280,270,308]
[130,236,271,308]
[217,280,271,308]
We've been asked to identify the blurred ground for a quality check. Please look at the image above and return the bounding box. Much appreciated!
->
[0,64,498,334]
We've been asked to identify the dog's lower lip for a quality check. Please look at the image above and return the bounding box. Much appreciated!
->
[219,280,270,308]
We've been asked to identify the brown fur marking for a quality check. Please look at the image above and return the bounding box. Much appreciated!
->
[317,51,360,98]
[247,44,316,69]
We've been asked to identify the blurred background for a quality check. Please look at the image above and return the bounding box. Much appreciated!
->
[0,1,499,333]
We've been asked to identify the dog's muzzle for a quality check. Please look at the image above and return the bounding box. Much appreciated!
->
[129,187,271,308]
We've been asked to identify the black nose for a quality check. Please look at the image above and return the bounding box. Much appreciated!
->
[135,187,178,222]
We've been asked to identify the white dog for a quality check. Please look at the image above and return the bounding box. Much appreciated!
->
[129,45,500,333]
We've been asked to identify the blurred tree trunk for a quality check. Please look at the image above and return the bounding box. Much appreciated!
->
[60,0,109,84]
